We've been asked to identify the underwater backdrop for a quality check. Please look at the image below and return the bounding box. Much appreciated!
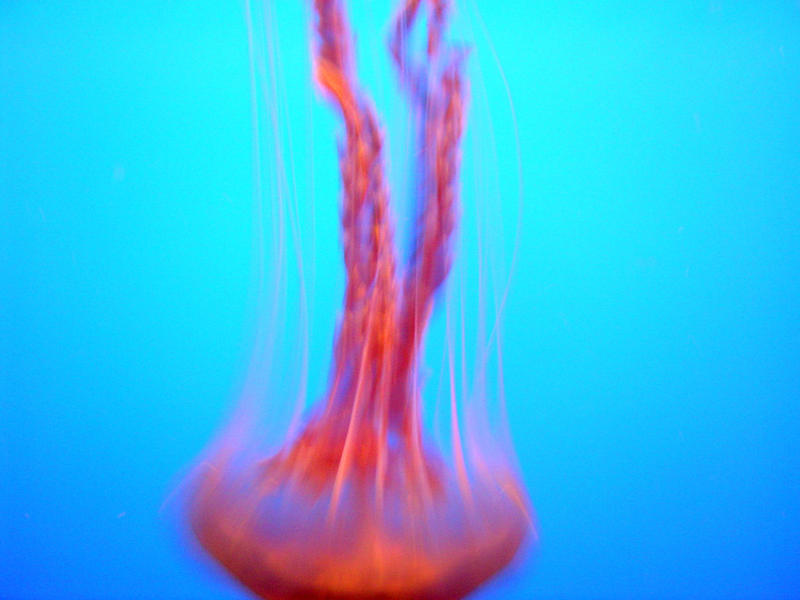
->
[2,1,799,599]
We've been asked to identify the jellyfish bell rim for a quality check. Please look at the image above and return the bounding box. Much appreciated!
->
[185,435,533,600]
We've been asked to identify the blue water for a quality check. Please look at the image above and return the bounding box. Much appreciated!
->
[2,2,799,599]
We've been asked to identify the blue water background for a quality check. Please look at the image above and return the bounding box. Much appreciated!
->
[2,1,799,598]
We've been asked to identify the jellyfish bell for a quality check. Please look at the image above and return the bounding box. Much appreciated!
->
[182,0,535,598]
[188,410,530,599]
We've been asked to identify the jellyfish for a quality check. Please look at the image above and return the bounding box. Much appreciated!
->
[184,1,533,598]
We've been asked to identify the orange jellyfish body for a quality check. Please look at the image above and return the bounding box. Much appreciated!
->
[187,1,532,598]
